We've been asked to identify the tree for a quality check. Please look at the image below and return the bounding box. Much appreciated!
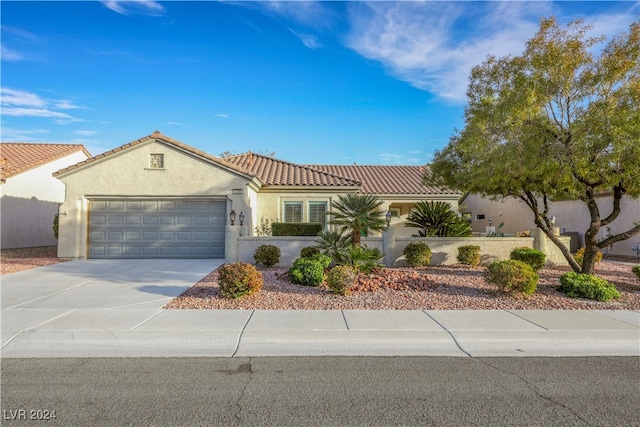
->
[425,18,640,274]
[327,193,387,247]
[405,201,472,237]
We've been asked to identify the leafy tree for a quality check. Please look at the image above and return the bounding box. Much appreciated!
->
[327,193,387,247]
[405,201,472,237]
[426,18,640,274]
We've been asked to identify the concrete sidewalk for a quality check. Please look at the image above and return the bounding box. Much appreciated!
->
[2,309,639,358]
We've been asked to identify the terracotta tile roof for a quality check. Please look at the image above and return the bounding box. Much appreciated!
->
[224,152,361,187]
[306,164,459,195]
[53,131,254,179]
[0,143,90,184]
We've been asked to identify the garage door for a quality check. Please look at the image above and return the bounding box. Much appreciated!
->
[89,199,226,258]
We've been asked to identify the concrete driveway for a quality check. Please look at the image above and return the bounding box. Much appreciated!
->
[1,259,222,310]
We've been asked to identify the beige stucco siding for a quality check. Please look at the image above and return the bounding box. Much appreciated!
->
[1,151,89,249]
[56,140,252,258]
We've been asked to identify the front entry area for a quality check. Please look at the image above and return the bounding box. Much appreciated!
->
[88,199,226,258]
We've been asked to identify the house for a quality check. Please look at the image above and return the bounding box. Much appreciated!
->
[53,131,459,259]
[461,193,640,257]
[0,143,91,249]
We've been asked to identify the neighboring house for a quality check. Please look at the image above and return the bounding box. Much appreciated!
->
[0,143,91,249]
[461,193,640,257]
[53,131,458,259]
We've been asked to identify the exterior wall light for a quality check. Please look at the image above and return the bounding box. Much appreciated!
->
[239,211,245,226]
[385,210,392,227]
[229,210,236,225]
[550,216,556,226]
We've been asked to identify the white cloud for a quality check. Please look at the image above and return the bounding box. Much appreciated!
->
[101,1,165,16]
[289,28,323,50]
[0,127,50,142]
[1,45,24,61]
[166,121,183,126]
[75,130,96,136]
[1,88,83,123]
[214,113,229,119]
[378,153,423,165]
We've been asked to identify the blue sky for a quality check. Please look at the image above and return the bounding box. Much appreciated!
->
[1,1,638,165]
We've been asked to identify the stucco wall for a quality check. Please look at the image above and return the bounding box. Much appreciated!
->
[463,194,640,257]
[1,151,89,249]
[56,140,252,258]
[236,234,569,268]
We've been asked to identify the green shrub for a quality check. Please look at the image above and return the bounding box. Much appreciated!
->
[272,222,323,236]
[53,213,59,239]
[218,262,263,299]
[288,254,330,286]
[574,247,603,266]
[253,244,281,267]
[633,265,640,281]
[326,265,357,296]
[557,273,621,302]
[457,245,481,266]
[484,259,538,296]
[341,245,383,273]
[509,247,546,271]
[403,242,432,267]
[300,246,320,258]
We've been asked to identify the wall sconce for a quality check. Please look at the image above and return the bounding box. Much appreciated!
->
[229,210,236,226]
[550,216,556,227]
[488,217,493,227]
[239,211,245,226]
[385,210,392,227]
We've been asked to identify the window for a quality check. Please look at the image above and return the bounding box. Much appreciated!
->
[149,154,164,169]
[308,201,327,226]
[283,201,302,223]
[389,207,401,217]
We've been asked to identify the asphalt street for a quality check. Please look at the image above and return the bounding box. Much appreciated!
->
[2,356,639,426]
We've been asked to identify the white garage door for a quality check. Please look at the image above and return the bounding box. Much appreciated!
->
[89,199,226,258]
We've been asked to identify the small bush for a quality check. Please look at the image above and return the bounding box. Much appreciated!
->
[557,273,620,302]
[509,247,546,271]
[341,245,383,273]
[272,222,323,236]
[574,247,603,266]
[300,246,320,258]
[457,245,481,266]
[326,265,357,296]
[288,254,330,286]
[403,242,432,267]
[633,265,640,281]
[484,259,538,296]
[218,262,263,299]
[53,213,59,239]
[253,244,281,267]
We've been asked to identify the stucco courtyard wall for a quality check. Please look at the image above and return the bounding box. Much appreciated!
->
[234,230,570,267]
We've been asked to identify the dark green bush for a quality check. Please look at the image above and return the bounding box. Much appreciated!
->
[403,242,432,267]
[272,222,323,236]
[253,244,281,267]
[484,259,538,296]
[326,265,357,296]
[509,247,546,271]
[288,254,331,286]
[457,245,481,266]
[53,213,59,239]
[218,262,263,299]
[300,246,320,258]
[557,273,620,302]
[633,265,640,281]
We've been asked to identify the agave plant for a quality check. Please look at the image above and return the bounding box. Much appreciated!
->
[406,201,471,237]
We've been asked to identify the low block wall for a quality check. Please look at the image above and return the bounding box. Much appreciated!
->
[234,232,570,267]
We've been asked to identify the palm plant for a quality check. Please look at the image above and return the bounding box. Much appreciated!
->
[405,201,472,237]
[315,230,350,264]
[327,193,387,247]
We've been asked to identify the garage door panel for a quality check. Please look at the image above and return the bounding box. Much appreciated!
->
[89,199,225,258]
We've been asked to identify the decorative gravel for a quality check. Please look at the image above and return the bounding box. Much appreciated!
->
[165,261,640,310]
[0,246,69,276]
